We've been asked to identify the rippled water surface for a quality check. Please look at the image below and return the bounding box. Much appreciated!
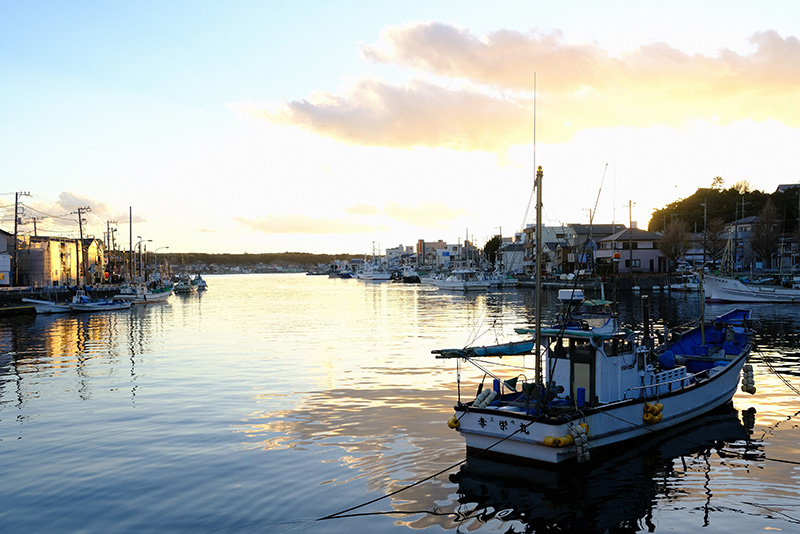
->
[1,274,799,533]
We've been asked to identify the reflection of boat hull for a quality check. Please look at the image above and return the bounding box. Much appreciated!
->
[453,405,752,532]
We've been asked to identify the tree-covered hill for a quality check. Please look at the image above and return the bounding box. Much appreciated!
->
[648,180,800,235]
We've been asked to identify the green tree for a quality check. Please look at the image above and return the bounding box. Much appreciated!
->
[483,235,503,267]
[659,219,690,268]
[703,217,727,263]
[750,200,780,269]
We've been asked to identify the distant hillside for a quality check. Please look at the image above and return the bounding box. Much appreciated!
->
[163,252,361,268]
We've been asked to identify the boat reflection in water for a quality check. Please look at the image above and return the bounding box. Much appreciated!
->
[449,404,759,533]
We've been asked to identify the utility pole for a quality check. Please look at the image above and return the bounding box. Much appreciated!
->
[12,191,31,286]
[71,206,91,285]
[628,200,635,273]
[702,198,707,269]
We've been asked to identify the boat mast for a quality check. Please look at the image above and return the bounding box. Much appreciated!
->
[535,165,543,384]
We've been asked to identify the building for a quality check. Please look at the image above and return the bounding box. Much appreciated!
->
[0,229,11,286]
[14,236,105,287]
[596,228,666,273]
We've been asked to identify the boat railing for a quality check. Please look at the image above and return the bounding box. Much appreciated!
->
[622,371,699,399]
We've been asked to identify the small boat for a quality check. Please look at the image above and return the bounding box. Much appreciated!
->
[399,265,421,284]
[173,275,197,293]
[433,268,491,291]
[113,283,173,304]
[704,274,800,303]
[669,273,700,292]
[21,297,72,314]
[356,264,392,281]
[192,274,208,290]
[69,290,132,312]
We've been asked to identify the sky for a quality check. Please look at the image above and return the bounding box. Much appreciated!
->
[2,1,800,255]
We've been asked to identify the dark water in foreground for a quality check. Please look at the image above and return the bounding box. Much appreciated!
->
[1,274,798,533]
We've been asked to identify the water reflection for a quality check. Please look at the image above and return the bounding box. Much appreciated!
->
[0,305,164,411]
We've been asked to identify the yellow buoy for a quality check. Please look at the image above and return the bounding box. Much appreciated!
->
[643,403,653,413]
[555,434,575,447]
[653,413,663,423]
[543,436,556,447]
[447,416,460,429]
[643,412,655,424]
[652,403,663,414]
[579,423,589,435]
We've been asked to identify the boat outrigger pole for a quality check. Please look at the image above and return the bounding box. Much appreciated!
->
[534,165,543,383]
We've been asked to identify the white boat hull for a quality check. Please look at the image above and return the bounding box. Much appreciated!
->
[455,351,747,464]
[22,298,72,314]
[434,280,491,291]
[113,286,173,304]
[70,300,132,312]
[704,274,800,303]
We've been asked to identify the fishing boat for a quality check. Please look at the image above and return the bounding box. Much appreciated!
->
[355,259,392,281]
[173,275,196,293]
[433,268,491,291]
[704,273,800,303]
[192,274,208,290]
[113,283,173,304]
[432,167,755,465]
[69,290,132,312]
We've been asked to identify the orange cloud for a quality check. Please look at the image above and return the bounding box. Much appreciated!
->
[344,204,381,215]
[383,202,466,228]
[234,214,386,234]
[234,24,800,149]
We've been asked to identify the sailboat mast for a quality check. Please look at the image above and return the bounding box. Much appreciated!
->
[534,165,543,384]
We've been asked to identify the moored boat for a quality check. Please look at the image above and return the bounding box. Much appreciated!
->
[21,297,72,314]
[433,268,491,291]
[113,283,173,304]
[434,304,753,465]
[66,288,131,312]
[704,274,800,303]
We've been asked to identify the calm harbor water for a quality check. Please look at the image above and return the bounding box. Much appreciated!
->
[1,274,799,533]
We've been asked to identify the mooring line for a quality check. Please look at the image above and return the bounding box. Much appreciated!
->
[317,422,530,521]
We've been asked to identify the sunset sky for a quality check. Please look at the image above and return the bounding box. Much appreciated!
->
[3,1,799,255]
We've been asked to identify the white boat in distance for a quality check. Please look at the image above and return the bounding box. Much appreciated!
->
[704,274,800,303]
[174,275,197,293]
[356,265,392,281]
[433,268,491,291]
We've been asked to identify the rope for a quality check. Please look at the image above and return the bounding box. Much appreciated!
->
[318,419,532,521]
[753,344,800,396]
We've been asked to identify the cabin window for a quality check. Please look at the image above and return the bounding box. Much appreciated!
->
[552,337,569,359]
[572,339,594,364]
[603,338,632,356]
